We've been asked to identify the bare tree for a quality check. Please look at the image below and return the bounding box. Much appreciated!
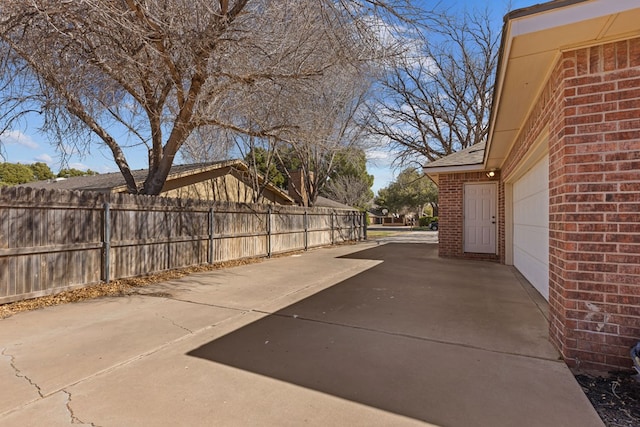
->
[179,127,235,165]
[322,174,373,209]
[233,133,285,204]
[0,0,415,195]
[277,68,372,207]
[364,8,500,164]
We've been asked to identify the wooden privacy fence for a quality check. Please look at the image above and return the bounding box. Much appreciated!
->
[0,186,366,304]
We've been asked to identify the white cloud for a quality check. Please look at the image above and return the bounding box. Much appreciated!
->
[366,149,391,162]
[69,162,89,170]
[34,153,53,164]
[1,130,39,149]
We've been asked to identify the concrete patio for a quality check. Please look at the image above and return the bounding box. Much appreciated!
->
[0,237,603,426]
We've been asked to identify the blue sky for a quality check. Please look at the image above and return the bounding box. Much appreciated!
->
[365,0,535,192]
[0,0,537,193]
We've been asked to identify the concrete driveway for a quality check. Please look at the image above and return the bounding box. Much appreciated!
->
[0,235,603,426]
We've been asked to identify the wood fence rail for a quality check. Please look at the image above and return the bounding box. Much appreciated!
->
[0,186,366,304]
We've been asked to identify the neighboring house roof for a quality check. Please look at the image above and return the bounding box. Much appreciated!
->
[22,168,144,192]
[424,0,640,178]
[22,159,295,204]
[367,207,387,217]
[314,196,356,210]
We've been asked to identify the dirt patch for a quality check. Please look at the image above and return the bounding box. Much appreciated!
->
[575,370,640,427]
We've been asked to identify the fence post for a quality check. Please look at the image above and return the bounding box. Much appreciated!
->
[267,205,272,258]
[330,211,335,245]
[208,207,215,264]
[352,211,356,242]
[362,212,367,241]
[102,203,111,283]
[166,210,172,270]
[304,210,308,251]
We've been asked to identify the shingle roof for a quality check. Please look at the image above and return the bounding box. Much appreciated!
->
[20,160,356,208]
[21,160,245,192]
[314,196,355,210]
[423,141,486,169]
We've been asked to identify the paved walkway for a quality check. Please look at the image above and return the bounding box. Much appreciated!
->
[0,236,603,426]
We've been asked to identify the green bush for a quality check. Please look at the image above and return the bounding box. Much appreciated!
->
[419,216,438,227]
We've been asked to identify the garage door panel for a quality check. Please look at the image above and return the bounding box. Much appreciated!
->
[515,194,547,227]
[513,155,549,301]
[514,225,549,262]
[514,247,549,300]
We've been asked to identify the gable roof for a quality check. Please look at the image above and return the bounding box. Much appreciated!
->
[423,141,486,170]
[422,141,486,184]
[22,159,294,203]
[314,196,356,210]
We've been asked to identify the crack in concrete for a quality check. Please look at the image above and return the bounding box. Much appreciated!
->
[1,347,44,398]
[63,390,100,427]
[159,314,193,334]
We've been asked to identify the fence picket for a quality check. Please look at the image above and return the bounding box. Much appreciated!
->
[0,186,364,304]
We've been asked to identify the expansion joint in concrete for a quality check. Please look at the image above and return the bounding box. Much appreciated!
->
[158,313,194,334]
[253,312,564,364]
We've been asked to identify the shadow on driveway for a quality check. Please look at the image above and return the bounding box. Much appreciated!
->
[187,243,597,427]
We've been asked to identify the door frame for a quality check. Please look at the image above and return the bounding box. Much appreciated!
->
[503,130,549,266]
[463,182,498,254]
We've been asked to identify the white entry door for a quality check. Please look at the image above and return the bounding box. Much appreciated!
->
[464,183,497,254]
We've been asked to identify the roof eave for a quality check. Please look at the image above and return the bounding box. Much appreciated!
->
[485,0,640,170]
[423,163,485,185]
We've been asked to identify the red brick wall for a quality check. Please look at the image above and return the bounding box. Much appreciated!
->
[438,37,640,371]
[551,39,640,371]
[499,39,571,367]
[501,38,640,371]
[438,171,501,261]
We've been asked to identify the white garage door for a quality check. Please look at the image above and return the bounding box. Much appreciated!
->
[513,155,549,300]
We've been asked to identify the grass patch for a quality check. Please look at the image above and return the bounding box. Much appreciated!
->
[366,230,398,239]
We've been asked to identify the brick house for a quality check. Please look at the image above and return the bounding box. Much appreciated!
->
[424,0,640,371]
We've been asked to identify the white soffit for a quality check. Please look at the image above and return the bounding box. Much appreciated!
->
[485,0,640,170]
[510,0,640,37]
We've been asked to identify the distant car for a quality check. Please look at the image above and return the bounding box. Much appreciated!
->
[429,221,438,231]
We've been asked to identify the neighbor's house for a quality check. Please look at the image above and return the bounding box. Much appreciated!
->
[25,160,296,205]
[425,0,640,371]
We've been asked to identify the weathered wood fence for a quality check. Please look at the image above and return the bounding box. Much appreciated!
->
[0,186,366,304]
